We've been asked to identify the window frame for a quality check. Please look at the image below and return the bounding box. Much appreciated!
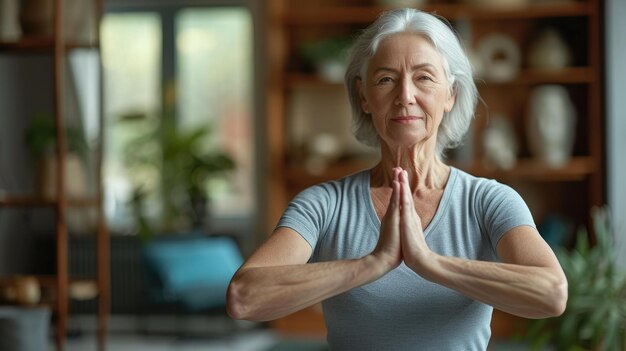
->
[102,0,265,253]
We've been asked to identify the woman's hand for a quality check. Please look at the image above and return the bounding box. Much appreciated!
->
[370,167,403,272]
[398,170,437,276]
[368,169,567,319]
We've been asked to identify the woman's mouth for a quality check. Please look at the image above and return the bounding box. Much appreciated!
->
[391,116,423,124]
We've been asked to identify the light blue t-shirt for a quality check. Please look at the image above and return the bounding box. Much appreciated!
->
[277,167,536,351]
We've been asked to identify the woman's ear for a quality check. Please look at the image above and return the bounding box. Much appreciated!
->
[356,78,369,114]
[444,86,456,113]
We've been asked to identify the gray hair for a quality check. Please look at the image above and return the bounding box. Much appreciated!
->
[344,8,477,157]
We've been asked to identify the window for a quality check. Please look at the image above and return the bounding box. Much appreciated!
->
[176,8,254,217]
[102,7,255,234]
[102,13,162,231]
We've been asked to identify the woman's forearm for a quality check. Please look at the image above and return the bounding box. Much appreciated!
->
[227,255,386,321]
[420,254,567,319]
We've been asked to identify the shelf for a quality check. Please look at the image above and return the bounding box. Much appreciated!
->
[0,2,109,349]
[286,159,376,189]
[0,37,99,53]
[455,156,596,182]
[284,2,594,24]
[286,67,596,89]
[285,157,595,190]
[0,195,100,207]
[0,276,99,303]
[478,67,597,86]
[17,276,99,300]
[285,73,344,88]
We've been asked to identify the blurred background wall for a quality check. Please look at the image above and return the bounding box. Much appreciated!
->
[606,0,626,268]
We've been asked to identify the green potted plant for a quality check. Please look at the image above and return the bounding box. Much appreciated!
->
[523,206,626,351]
[120,113,234,241]
[24,114,88,200]
[300,36,353,83]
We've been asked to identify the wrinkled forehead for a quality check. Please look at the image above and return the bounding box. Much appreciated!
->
[362,32,448,78]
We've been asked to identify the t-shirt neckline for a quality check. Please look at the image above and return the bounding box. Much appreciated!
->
[362,167,458,237]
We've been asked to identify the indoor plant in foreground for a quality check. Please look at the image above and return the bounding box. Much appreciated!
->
[524,206,626,351]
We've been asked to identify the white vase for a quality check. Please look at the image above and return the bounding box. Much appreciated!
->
[527,85,576,167]
[481,115,518,170]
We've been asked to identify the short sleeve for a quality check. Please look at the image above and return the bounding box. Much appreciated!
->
[276,183,336,252]
[477,180,536,253]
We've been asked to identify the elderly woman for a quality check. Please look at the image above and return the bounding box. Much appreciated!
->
[227,8,567,350]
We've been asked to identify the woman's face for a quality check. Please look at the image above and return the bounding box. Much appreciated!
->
[359,32,455,149]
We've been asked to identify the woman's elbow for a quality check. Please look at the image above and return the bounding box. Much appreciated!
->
[544,275,568,318]
[226,277,249,320]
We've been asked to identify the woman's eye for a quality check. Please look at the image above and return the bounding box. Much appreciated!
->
[417,75,434,81]
[377,77,393,84]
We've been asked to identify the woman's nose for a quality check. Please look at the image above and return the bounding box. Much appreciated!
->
[395,78,417,106]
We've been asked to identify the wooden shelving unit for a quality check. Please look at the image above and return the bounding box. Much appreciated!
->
[0,1,109,350]
[457,156,597,181]
[266,0,605,232]
[0,196,101,207]
[265,0,604,341]
[0,275,99,305]
[283,2,594,24]
[0,37,99,52]
[286,66,597,87]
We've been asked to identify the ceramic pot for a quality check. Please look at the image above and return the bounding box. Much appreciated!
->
[39,153,87,200]
[316,60,346,84]
[528,28,572,70]
[476,33,521,82]
[4,276,41,306]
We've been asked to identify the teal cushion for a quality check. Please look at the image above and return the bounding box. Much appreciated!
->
[143,236,243,310]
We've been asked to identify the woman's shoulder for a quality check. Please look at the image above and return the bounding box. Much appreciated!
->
[293,168,370,201]
[450,167,519,200]
[449,167,532,229]
[452,166,501,186]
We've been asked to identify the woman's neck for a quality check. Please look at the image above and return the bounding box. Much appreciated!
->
[370,142,449,192]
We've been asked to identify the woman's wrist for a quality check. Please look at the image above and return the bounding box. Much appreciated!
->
[363,253,397,277]
[406,250,441,280]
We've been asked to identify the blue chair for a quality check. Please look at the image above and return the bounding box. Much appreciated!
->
[141,235,243,312]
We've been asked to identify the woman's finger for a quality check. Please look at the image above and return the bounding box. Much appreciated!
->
[388,178,400,227]
[398,170,430,272]
[400,170,414,215]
